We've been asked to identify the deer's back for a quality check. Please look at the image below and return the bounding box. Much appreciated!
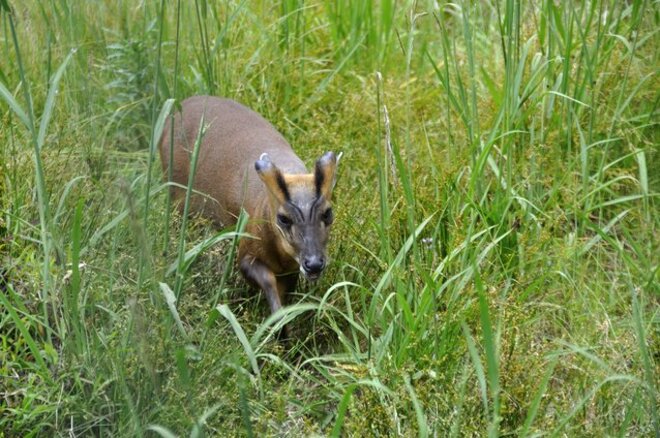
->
[160,96,307,225]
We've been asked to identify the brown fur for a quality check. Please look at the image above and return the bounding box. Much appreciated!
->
[160,96,338,338]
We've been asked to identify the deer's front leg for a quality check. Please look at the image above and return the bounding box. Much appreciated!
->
[239,256,283,315]
[276,272,299,307]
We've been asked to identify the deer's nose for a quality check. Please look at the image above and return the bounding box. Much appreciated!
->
[303,256,325,275]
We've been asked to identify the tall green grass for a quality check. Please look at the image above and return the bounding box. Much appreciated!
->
[1,0,657,435]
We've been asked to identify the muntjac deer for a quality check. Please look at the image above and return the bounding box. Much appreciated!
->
[160,96,338,338]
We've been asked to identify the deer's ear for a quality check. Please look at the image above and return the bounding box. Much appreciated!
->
[314,151,338,199]
[255,156,289,204]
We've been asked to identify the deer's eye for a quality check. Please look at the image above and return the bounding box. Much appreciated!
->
[321,208,334,225]
[277,214,293,228]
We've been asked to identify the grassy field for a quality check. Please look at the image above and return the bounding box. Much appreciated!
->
[1,0,658,436]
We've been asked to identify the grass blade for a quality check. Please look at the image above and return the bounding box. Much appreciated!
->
[331,380,392,437]
[0,284,52,382]
[404,373,429,438]
[631,285,659,436]
[159,282,188,340]
[0,80,29,128]
[216,304,261,384]
[37,49,74,150]
[474,262,500,437]
[521,358,558,436]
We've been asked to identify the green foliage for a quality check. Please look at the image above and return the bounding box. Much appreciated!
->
[0,0,658,436]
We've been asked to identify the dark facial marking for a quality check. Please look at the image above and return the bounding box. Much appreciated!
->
[314,162,325,197]
[309,196,320,221]
[308,195,335,225]
[275,172,290,201]
[284,201,304,222]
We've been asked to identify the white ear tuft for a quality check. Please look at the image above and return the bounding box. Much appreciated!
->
[259,152,271,162]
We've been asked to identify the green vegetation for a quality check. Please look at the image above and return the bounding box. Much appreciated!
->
[1,0,657,435]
